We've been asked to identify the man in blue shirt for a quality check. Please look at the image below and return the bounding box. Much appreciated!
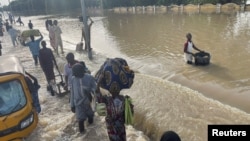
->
[25,33,43,66]
[8,25,19,47]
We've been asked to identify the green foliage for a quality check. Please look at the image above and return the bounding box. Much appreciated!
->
[4,0,242,14]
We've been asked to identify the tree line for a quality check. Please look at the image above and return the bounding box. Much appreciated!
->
[0,0,244,15]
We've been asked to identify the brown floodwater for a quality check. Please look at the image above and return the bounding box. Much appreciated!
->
[8,9,250,141]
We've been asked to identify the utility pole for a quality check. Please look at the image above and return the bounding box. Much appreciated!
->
[80,0,92,60]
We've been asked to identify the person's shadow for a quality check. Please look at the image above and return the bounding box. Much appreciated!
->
[194,62,234,82]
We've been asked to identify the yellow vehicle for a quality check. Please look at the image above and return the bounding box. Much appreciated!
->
[0,55,38,141]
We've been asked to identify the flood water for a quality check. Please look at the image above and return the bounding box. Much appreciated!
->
[2,9,250,141]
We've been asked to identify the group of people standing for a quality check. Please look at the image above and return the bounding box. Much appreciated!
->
[7,13,23,26]
[46,19,64,55]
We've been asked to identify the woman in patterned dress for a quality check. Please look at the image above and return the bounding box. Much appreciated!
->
[95,58,134,141]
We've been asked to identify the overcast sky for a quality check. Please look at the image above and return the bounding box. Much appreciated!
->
[0,0,9,6]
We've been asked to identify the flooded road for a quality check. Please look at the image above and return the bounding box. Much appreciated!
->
[2,9,250,141]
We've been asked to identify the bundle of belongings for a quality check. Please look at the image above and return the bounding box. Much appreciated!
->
[95,58,135,125]
[18,29,40,46]
[21,29,40,37]
[194,51,211,66]
[95,58,135,94]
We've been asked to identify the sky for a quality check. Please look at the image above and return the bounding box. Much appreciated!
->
[0,0,9,6]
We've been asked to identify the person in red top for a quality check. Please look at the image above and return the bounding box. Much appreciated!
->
[183,33,202,64]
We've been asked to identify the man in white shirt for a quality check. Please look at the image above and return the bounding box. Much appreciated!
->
[183,33,202,64]
[53,20,64,54]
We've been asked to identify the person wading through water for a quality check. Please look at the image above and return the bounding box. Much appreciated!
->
[39,40,59,96]
[81,16,94,51]
[70,63,97,134]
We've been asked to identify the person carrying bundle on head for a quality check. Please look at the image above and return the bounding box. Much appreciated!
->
[95,58,135,141]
